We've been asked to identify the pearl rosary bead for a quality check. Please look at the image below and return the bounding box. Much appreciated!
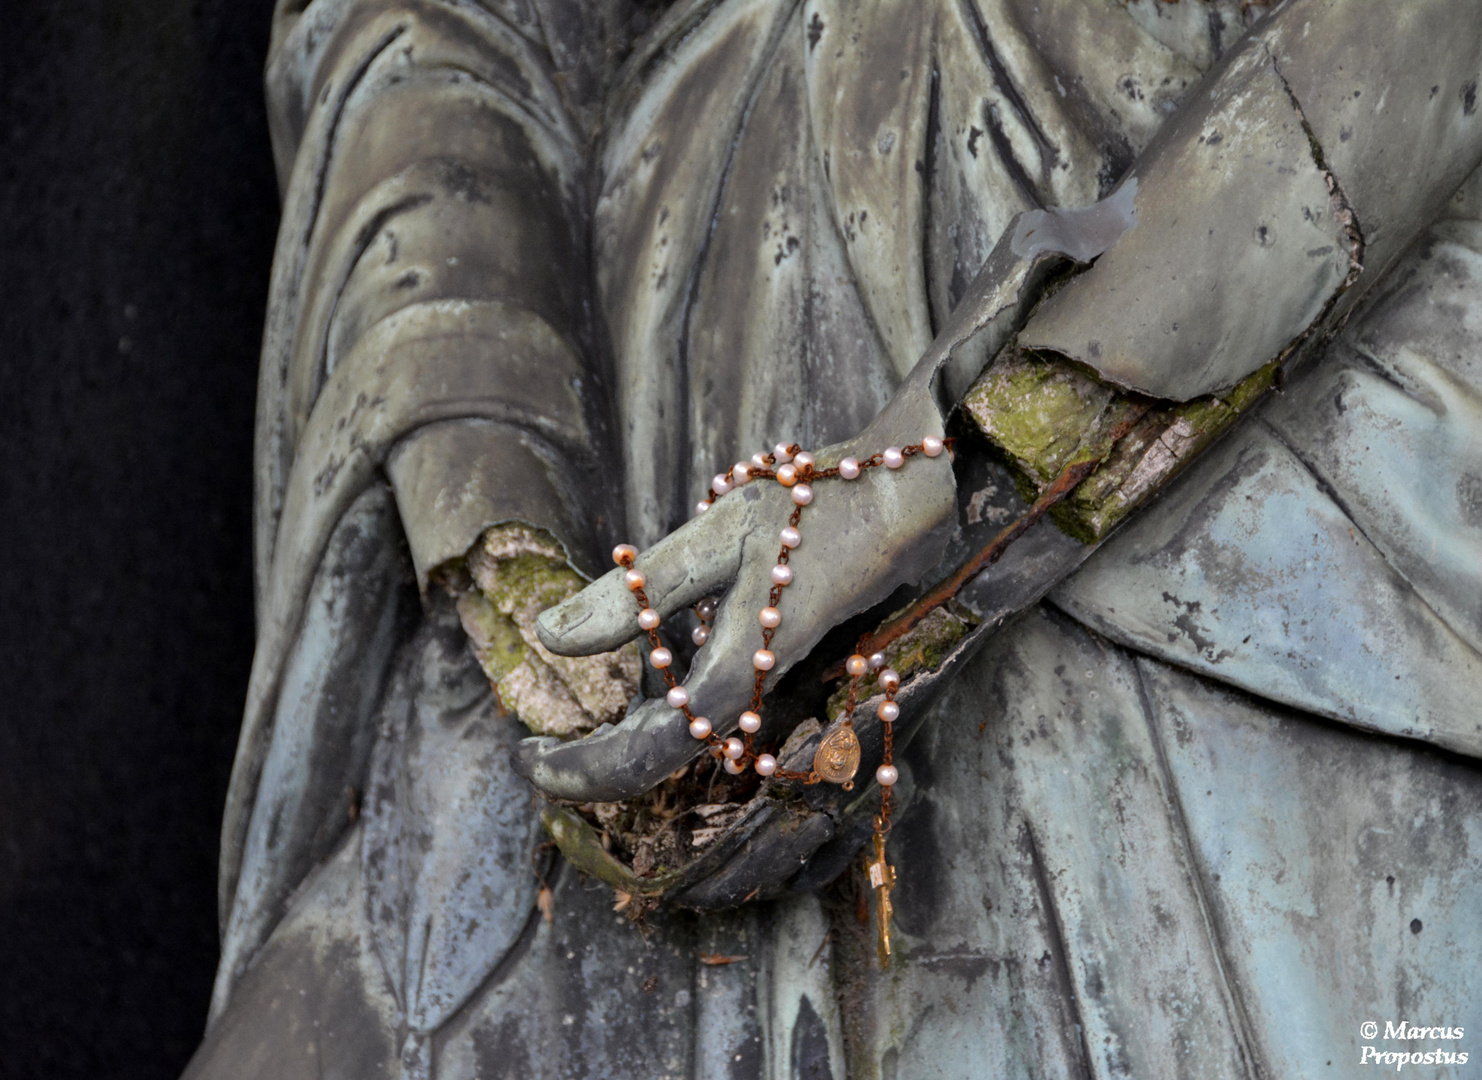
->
[770,564,793,586]
[650,647,673,668]
[883,446,904,469]
[879,668,900,692]
[666,685,690,708]
[612,543,637,565]
[752,649,776,671]
[723,737,745,760]
[868,652,886,670]
[638,608,660,630]
[695,500,712,515]
[738,710,762,733]
[775,463,798,486]
[712,474,732,496]
[758,606,781,629]
[723,757,746,775]
[790,483,813,506]
[845,654,868,677]
[793,451,815,470]
[691,625,710,646]
[922,435,944,457]
[623,568,646,590]
[839,456,860,479]
[733,462,751,483]
[751,452,768,470]
[779,526,800,548]
[876,764,899,787]
[688,716,712,739]
[773,442,794,463]
[696,598,718,620]
[877,700,900,723]
[755,754,777,776]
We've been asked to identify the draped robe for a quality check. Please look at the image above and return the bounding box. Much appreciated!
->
[189,1,1482,1076]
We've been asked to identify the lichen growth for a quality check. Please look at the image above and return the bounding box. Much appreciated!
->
[825,603,979,721]
[1052,359,1280,542]
[962,347,1118,489]
[458,523,641,738]
[964,344,1280,544]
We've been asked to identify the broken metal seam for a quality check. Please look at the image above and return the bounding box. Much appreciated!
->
[1263,44,1366,286]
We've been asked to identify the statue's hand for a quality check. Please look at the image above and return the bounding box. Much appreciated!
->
[512,384,955,802]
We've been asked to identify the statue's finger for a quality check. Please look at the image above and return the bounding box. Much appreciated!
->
[535,486,768,657]
[512,547,778,801]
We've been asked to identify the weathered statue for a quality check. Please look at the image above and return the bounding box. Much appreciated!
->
[188,0,1482,1076]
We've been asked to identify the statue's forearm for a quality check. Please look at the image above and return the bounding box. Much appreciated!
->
[1019,0,1482,401]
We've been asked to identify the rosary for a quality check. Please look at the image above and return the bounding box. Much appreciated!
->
[610,434,950,965]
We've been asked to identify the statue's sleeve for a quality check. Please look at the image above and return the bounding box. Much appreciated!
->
[256,0,622,603]
[216,0,626,1013]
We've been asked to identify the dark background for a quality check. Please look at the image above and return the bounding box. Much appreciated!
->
[0,0,279,1075]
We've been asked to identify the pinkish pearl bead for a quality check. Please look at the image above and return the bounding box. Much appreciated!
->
[691,625,710,646]
[723,737,745,760]
[666,685,689,708]
[624,569,646,590]
[695,500,712,515]
[879,668,901,692]
[695,598,718,621]
[877,700,900,723]
[638,608,660,630]
[845,654,868,677]
[773,443,794,463]
[876,764,899,787]
[754,754,777,777]
[733,462,751,484]
[770,564,793,586]
[790,483,813,506]
[723,757,746,775]
[839,457,860,479]
[758,606,781,629]
[688,715,712,739]
[739,711,762,733]
[612,543,638,566]
[751,451,768,470]
[753,649,776,671]
[868,652,886,670]
[650,647,673,668]
[712,474,731,496]
[779,526,800,548]
[883,446,904,469]
[793,451,815,470]
[775,463,798,487]
[922,435,944,457]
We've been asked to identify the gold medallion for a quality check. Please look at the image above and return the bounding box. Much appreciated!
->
[813,722,861,786]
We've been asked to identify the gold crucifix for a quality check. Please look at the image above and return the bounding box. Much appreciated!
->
[868,830,896,967]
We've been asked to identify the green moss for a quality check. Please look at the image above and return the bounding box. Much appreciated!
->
[1054,359,1279,542]
[962,348,1117,488]
[456,590,528,684]
[964,344,1280,545]
[826,604,978,720]
[541,804,687,896]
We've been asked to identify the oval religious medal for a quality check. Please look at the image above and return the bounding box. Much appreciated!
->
[814,722,861,786]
